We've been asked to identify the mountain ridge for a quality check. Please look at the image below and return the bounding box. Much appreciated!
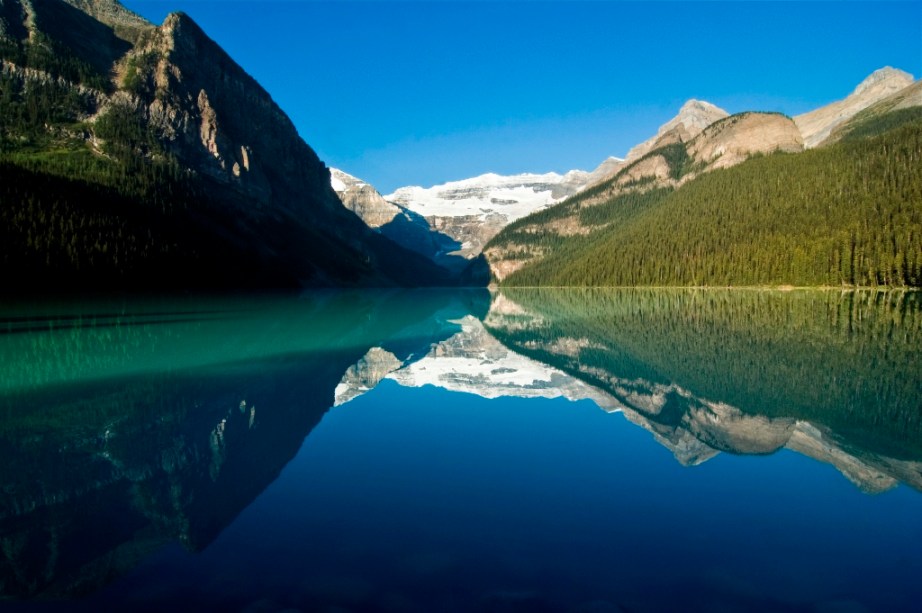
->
[0,0,457,289]
[795,66,915,147]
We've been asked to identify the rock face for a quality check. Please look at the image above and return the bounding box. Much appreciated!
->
[582,156,626,188]
[331,168,402,228]
[385,171,590,259]
[626,99,730,162]
[686,111,804,170]
[0,0,455,288]
[330,168,477,274]
[821,79,922,145]
[795,66,915,147]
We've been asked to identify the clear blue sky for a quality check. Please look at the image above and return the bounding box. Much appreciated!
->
[122,1,922,193]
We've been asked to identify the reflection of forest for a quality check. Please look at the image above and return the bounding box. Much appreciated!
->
[0,290,488,599]
[486,289,922,491]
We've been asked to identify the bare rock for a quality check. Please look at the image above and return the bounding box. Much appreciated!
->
[795,67,915,147]
[687,112,804,172]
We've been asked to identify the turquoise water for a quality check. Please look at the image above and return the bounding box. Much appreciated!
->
[1,289,920,612]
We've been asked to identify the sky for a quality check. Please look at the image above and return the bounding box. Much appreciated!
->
[122,1,922,193]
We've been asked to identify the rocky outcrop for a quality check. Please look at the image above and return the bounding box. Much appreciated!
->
[795,67,915,147]
[686,111,804,171]
[331,168,402,227]
[582,156,625,189]
[821,80,922,145]
[625,99,729,162]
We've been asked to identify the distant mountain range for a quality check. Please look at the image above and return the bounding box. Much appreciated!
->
[330,67,920,287]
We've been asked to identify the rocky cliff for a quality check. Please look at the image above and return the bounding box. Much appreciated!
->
[795,66,915,147]
[625,99,729,163]
[331,168,403,228]
[0,0,454,289]
[686,111,804,170]
[330,168,471,273]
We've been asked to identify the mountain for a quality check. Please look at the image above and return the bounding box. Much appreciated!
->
[625,99,730,163]
[795,66,915,147]
[0,0,455,290]
[330,167,479,276]
[486,68,921,286]
[485,108,805,280]
[821,80,922,145]
[385,170,590,260]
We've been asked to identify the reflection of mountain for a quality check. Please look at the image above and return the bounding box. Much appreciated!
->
[335,313,617,409]
[479,289,922,494]
[0,289,488,599]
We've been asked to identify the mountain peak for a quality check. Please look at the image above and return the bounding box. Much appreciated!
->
[676,99,727,124]
[795,65,916,147]
[851,66,914,97]
[61,0,151,31]
[624,99,728,162]
[679,98,720,112]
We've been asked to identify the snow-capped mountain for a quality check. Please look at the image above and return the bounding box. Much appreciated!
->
[383,170,590,258]
[330,168,474,274]
[386,170,589,221]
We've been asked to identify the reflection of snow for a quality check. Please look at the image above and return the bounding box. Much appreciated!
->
[333,315,618,408]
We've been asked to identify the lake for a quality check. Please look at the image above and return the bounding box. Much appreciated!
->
[1,288,920,613]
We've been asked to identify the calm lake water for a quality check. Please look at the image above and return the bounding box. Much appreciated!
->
[1,289,920,613]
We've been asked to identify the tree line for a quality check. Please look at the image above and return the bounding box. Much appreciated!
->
[497,109,922,288]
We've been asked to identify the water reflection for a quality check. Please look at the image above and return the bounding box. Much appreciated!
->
[1,288,920,606]
[484,289,922,493]
[0,290,488,598]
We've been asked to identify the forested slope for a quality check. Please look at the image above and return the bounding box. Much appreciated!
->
[0,0,456,291]
[497,111,922,287]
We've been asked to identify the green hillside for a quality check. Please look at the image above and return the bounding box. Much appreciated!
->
[495,111,922,288]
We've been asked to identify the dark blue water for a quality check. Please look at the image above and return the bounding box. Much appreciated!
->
[1,289,920,612]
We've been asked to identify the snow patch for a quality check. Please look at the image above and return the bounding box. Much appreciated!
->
[385,170,588,222]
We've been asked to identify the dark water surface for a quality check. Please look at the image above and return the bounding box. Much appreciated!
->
[1,289,920,612]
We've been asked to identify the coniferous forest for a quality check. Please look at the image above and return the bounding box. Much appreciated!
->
[0,14,458,291]
[495,110,922,288]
